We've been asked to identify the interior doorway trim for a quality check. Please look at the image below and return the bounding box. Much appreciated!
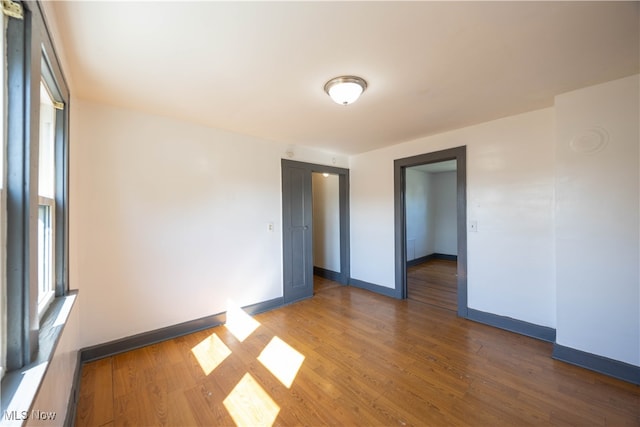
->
[393,146,468,317]
[281,159,350,304]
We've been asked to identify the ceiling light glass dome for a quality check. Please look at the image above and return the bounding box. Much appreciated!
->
[324,76,367,105]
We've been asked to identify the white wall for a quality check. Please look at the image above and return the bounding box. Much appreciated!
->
[405,169,433,260]
[405,169,457,260]
[555,75,640,366]
[350,107,556,327]
[432,171,457,256]
[70,99,347,348]
[312,173,340,272]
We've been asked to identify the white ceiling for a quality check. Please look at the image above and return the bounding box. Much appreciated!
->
[47,1,639,155]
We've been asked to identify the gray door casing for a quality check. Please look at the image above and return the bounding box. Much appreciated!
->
[281,159,350,304]
[394,146,468,317]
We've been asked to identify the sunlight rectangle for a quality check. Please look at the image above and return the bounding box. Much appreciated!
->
[223,373,280,427]
[225,301,260,342]
[257,336,305,388]
[191,332,232,375]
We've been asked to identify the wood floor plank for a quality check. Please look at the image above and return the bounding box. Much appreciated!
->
[76,269,639,426]
[165,390,200,427]
[75,358,114,427]
[408,259,458,310]
[182,382,234,426]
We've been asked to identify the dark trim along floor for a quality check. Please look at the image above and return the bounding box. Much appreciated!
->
[313,266,342,283]
[407,253,458,267]
[552,343,640,385]
[79,297,284,363]
[349,278,402,299]
[467,308,556,342]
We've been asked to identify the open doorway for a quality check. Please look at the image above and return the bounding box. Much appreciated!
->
[312,172,342,294]
[394,146,468,318]
[405,161,458,310]
[281,160,350,305]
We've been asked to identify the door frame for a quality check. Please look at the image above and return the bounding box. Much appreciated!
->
[393,146,468,317]
[281,159,350,303]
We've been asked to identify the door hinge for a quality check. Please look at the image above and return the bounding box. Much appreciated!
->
[53,101,64,111]
[2,0,23,19]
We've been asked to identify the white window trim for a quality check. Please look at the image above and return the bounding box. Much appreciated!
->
[37,195,55,318]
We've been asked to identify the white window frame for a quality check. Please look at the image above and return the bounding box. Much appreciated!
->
[37,196,55,317]
[37,78,57,317]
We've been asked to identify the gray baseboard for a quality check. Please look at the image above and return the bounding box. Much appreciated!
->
[406,254,434,267]
[313,266,342,283]
[79,297,283,363]
[467,308,556,342]
[407,253,457,267]
[433,253,457,262]
[552,344,640,385]
[349,278,401,299]
[79,313,225,363]
[243,297,284,316]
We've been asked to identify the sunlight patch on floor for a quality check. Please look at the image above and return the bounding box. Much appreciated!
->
[191,332,232,375]
[225,301,260,342]
[257,336,305,388]
[223,373,280,427]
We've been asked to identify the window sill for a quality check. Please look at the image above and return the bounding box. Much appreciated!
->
[1,291,78,425]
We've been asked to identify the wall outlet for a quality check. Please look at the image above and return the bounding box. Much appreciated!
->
[268,222,274,232]
[470,220,478,232]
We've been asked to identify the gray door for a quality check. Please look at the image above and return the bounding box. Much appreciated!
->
[282,162,313,303]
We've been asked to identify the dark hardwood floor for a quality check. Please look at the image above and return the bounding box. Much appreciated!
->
[76,276,639,426]
[407,258,457,311]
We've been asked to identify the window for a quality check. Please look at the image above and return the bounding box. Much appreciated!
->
[2,0,70,374]
[38,81,57,316]
[0,2,71,417]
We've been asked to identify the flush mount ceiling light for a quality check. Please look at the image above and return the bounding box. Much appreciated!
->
[324,76,367,105]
